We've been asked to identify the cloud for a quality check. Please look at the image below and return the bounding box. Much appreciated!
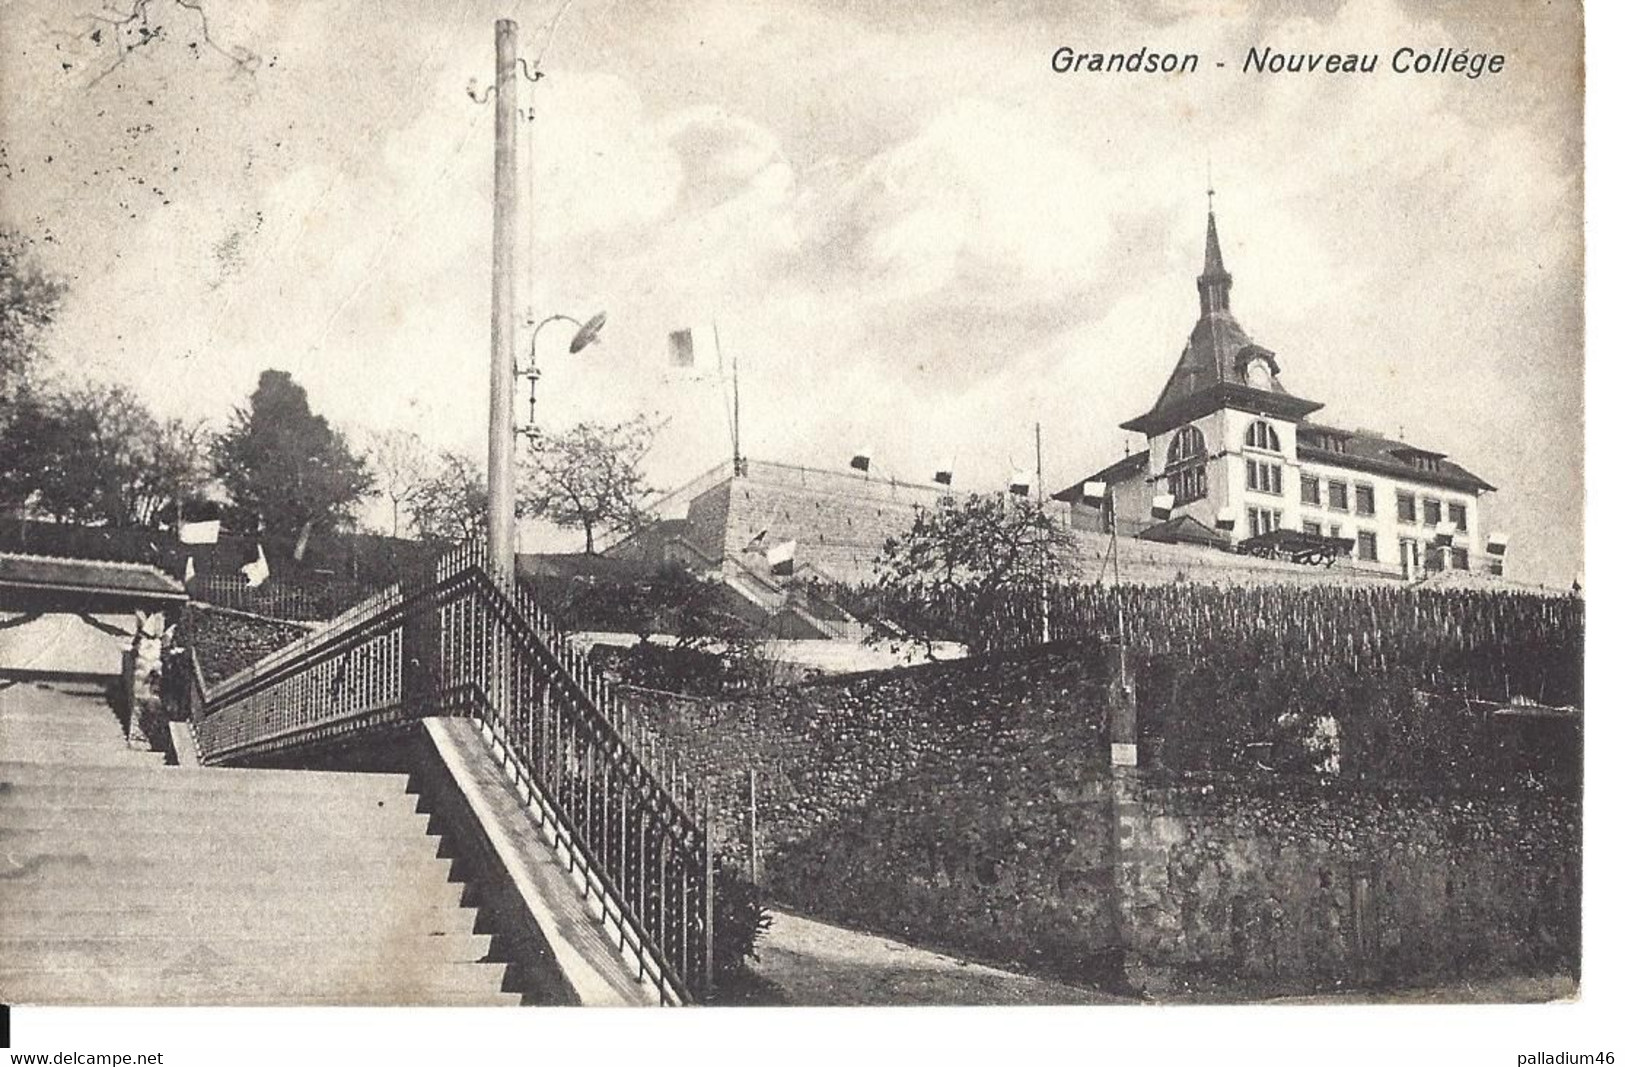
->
[0,0,1584,583]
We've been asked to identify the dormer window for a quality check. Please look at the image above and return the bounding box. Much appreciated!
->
[1245,419,1281,452]
[1301,429,1347,454]
[1393,446,1445,473]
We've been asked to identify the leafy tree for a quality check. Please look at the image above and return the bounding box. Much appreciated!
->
[364,428,433,538]
[406,450,486,542]
[0,383,206,526]
[870,493,1069,656]
[0,391,71,515]
[213,370,372,558]
[520,415,658,554]
[0,228,65,402]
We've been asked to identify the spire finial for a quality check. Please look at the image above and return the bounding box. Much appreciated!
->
[1206,157,1215,213]
[1197,182,1232,315]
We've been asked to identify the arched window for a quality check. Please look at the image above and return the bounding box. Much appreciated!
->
[1245,419,1281,452]
[1168,425,1206,466]
[1165,425,1207,505]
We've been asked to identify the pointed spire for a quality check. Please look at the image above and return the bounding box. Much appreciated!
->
[1203,207,1226,277]
[1197,194,1233,316]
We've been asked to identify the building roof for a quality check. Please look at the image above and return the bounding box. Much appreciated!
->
[0,551,187,604]
[1052,450,1148,503]
[1122,210,1323,437]
[1135,514,1230,549]
[1297,422,1496,494]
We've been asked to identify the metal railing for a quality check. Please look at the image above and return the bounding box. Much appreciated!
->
[189,572,376,622]
[183,540,714,1004]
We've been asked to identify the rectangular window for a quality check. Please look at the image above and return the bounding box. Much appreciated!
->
[1247,507,1282,539]
[1490,559,1504,577]
[1397,491,1417,524]
[1300,473,1320,506]
[1451,546,1469,571]
[1423,498,1442,525]
[1246,459,1282,495]
[1425,545,1445,571]
[1354,484,1375,517]
[1327,480,1348,512]
[1302,520,1322,537]
[1448,502,1468,531]
[1357,531,1378,561]
[1329,523,1342,541]
[1169,464,1206,506]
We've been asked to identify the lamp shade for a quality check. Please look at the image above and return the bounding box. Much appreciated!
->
[568,312,607,354]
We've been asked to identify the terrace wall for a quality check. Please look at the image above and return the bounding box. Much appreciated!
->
[626,626,1580,995]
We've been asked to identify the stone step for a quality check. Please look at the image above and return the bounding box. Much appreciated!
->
[0,716,127,737]
[0,704,125,727]
[0,875,468,911]
[0,782,424,818]
[1,849,455,884]
[0,801,433,835]
[0,902,480,939]
[0,931,494,970]
[0,961,517,1007]
[0,728,132,752]
[0,741,168,768]
[0,760,413,796]
[0,684,117,711]
[0,826,445,862]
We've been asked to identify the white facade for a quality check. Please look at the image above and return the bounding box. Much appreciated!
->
[1059,208,1499,578]
[1169,412,1492,577]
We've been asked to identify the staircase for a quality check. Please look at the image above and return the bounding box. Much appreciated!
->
[0,678,517,1006]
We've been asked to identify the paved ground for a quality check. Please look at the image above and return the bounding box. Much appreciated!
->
[740,909,1576,1008]
[746,910,1127,1006]
[1261,974,1578,1005]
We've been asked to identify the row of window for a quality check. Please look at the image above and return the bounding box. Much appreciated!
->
[1300,474,1372,515]
[1293,523,1473,570]
[1301,477,1469,530]
[1395,491,1468,531]
[1173,425,1472,536]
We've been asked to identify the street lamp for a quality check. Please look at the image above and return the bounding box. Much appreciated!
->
[516,311,606,449]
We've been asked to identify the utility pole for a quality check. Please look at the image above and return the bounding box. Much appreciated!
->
[1034,422,1043,500]
[487,19,519,581]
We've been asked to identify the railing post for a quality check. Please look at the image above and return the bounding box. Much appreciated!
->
[1108,642,1138,768]
[703,792,715,997]
[747,767,760,885]
[400,555,442,718]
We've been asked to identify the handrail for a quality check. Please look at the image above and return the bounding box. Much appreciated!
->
[183,539,715,1003]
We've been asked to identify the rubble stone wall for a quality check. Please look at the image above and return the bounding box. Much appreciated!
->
[1112,772,1580,996]
[627,647,1580,995]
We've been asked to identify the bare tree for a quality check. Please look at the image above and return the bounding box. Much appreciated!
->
[0,228,65,401]
[407,451,487,543]
[870,493,1071,656]
[364,428,433,538]
[75,0,260,88]
[520,415,659,555]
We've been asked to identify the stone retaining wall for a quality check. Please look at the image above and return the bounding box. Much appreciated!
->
[627,647,1581,996]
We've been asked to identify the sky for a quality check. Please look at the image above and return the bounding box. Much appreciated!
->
[0,0,1584,584]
